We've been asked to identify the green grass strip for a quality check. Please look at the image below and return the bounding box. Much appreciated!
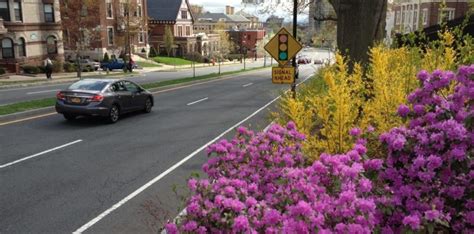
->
[152,56,194,66]
[0,97,56,116]
[136,61,162,68]
[0,66,268,116]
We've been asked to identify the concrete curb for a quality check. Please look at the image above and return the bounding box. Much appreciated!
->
[0,67,271,124]
[0,73,146,90]
[0,106,56,123]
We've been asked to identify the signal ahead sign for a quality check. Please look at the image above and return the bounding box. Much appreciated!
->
[272,67,295,84]
[264,28,302,67]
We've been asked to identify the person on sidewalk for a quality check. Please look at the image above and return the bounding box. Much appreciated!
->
[44,57,53,80]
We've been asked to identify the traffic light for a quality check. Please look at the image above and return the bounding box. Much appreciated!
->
[278,34,288,61]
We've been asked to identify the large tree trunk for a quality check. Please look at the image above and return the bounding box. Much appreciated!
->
[328,0,387,65]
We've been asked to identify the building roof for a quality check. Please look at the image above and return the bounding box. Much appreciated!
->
[235,10,257,19]
[198,12,229,22]
[147,0,194,22]
[226,14,250,22]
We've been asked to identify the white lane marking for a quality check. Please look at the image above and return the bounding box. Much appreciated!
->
[242,83,253,87]
[26,89,60,95]
[73,73,315,233]
[263,121,276,132]
[186,97,208,106]
[73,97,283,233]
[0,140,83,169]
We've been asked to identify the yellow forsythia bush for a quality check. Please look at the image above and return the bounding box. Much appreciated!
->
[274,30,474,160]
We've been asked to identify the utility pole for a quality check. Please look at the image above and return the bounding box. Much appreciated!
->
[127,0,132,73]
[291,0,297,99]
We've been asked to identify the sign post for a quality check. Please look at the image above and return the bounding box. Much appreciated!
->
[264,26,302,91]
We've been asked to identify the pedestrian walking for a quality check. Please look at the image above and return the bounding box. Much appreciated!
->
[44,57,53,79]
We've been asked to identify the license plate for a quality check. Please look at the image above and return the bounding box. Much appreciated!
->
[71,97,81,103]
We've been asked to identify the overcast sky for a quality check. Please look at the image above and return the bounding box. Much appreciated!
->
[189,0,309,22]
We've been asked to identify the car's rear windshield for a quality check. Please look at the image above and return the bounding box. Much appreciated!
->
[68,80,108,91]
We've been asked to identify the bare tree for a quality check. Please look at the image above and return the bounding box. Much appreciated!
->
[164,25,174,57]
[115,0,147,70]
[247,0,388,65]
[215,21,234,60]
[60,0,100,77]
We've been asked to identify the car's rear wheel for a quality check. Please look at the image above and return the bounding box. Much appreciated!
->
[107,105,120,123]
[63,113,76,121]
[144,98,152,113]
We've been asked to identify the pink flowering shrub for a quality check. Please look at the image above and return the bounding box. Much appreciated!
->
[165,65,473,233]
[166,122,384,233]
[379,65,474,232]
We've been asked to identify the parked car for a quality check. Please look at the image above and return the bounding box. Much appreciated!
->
[314,58,324,64]
[79,59,100,71]
[100,58,126,71]
[101,59,138,71]
[55,79,154,123]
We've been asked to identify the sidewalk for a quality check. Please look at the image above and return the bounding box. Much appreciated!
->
[0,58,266,89]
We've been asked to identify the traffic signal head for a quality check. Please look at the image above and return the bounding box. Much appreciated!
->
[278,34,288,61]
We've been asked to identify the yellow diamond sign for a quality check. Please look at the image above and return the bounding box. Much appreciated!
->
[264,27,303,67]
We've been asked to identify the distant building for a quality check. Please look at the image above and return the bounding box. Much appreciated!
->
[193,6,252,34]
[228,29,265,59]
[59,0,149,61]
[393,0,470,33]
[148,0,220,57]
[0,0,64,73]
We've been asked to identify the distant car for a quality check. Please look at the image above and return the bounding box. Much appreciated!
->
[101,59,139,71]
[55,79,154,123]
[79,59,100,71]
[314,58,324,65]
[101,58,126,71]
[298,57,310,64]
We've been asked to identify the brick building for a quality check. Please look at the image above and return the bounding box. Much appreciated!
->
[228,29,265,59]
[148,0,197,57]
[393,0,469,33]
[148,0,223,58]
[60,0,149,61]
[0,0,64,73]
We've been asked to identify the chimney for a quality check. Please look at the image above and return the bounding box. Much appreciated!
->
[231,6,234,15]
[226,6,230,15]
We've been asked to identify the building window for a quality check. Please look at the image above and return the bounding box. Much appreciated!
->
[0,0,10,21]
[107,27,114,45]
[121,3,128,16]
[137,5,142,17]
[106,0,113,18]
[46,36,57,54]
[439,8,455,24]
[44,3,54,22]
[396,11,401,25]
[186,26,190,36]
[13,0,21,21]
[181,10,187,19]
[422,8,428,25]
[177,26,182,37]
[18,37,25,57]
[2,38,13,58]
[139,31,144,43]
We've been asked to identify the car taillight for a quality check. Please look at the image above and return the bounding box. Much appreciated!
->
[56,92,65,100]
[90,94,104,102]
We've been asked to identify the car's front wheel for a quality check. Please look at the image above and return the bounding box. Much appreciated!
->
[63,113,76,121]
[144,98,152,113]
[107,105,120,123]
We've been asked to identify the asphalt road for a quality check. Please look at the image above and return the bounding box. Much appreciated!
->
[0,48,330,107]
[0,60,267,106]
[0,64,318,233]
